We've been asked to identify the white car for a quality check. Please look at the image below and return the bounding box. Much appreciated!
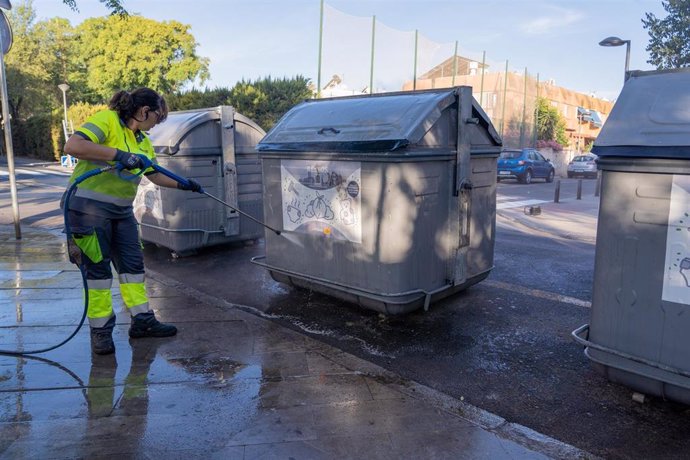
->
[567,154,598,179]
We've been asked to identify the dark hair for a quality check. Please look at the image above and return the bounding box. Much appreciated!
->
[109,88,168,123]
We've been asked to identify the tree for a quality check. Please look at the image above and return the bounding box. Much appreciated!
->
[534,97,568,148]
[642,0,690,69]
[165,87,232,111]
[228,76,313,130]
[62,0,127,15]
[5,1,74,119]
[71,15,210,101]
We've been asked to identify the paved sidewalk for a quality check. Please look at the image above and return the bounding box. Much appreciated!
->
[0,224,593,458]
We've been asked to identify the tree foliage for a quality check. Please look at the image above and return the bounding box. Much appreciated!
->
[72,15,209,101]
[642,0,690,69]
[227,76,313,130]
[3,1,209,158]
[165,77,313,131]
[165,87,232,111]
[535,97,568,147]
[62,0,127,16]
[6,2,74,119]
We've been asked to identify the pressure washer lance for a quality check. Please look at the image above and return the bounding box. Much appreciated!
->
[0,156,282,356]
[149,162,282,235]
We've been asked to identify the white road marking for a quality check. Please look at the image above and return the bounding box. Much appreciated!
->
[483,279,591,308]
[496,198,547,210]
[0,167,71,177]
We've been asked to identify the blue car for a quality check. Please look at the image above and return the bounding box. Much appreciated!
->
[497,148,555,184]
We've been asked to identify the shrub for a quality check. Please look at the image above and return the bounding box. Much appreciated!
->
[536,139,564,152]
[7,114,58,161]
[55,102,107,158]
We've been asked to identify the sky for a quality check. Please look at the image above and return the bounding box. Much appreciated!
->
[30,0,668,101]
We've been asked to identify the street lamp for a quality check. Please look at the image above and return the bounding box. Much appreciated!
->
[599,36,631,82]
[58,83,69,136]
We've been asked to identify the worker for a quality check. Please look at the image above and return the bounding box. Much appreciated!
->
[62,88,201,355]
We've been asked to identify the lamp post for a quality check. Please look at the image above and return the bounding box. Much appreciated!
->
[575,107,583,155]
[598,36,631,82]
[58,83,69,137]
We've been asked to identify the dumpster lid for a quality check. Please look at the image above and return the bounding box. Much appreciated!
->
[148,106,263,155]
[593,69,690,158]
[257,88,499,152]
[149,108,217,154]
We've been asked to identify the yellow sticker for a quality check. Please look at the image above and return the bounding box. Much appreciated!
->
[323,227,332,236]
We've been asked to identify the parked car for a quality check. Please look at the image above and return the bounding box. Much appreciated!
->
[567,154,598,178]
[497,148,555,184]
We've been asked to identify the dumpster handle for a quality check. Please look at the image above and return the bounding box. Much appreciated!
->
[572,324,690,379]
[251,255,450,310]
[317,127,341,135]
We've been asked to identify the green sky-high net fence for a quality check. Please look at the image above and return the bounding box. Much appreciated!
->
[318,2,541,148]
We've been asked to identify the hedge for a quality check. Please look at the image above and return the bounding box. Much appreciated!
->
[1,102,107,161]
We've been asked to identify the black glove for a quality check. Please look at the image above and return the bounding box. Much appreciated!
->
[177,178,202,193]
[113,149,144,170]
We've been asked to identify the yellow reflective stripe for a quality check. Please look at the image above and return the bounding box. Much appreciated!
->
[73,233,103,264]
[87,289,113,319]
[68,109,158,204]
[120,282,148,309]
[86,386,115,416]
[125,373,147,386]
[123,380,147,399]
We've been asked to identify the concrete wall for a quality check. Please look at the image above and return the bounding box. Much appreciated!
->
[538,148,578,178]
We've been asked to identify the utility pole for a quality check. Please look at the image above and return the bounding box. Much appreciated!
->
[0,8,19,239]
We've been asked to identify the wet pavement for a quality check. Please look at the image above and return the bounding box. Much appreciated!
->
[7,158,685,458]
[0,225,585,458]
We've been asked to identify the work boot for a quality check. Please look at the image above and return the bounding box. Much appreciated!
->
[128,311,177,338]
[90,316,116,355]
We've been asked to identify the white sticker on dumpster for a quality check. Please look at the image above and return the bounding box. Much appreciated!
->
[663,175,690,305]
[280,160,361,243]
[133,176,164,221]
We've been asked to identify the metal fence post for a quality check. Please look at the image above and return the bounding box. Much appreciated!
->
[554,179,560,203]
[577,179,582,200]
[369,15,376,94]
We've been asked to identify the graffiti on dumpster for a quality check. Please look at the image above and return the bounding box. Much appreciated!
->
[280,160,361,243]
[662,175,690,304]
[133,177,164,221]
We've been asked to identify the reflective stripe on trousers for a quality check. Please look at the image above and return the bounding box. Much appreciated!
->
[119,273,149,316]
[67,209,149,326]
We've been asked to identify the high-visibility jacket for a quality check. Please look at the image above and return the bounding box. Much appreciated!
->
[69,110,157,207]
[65,109,157,326]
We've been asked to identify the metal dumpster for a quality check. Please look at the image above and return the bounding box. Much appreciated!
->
[251,87,502,314]
[134,106,266,255]
[572,68,690,404]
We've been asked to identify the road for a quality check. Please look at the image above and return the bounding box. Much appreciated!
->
[0,161,70,229]
[2,163,689,459]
